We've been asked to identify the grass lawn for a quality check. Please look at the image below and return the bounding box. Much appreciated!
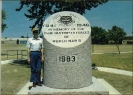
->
[92,53,132,71]
[1,63,132,94]
[1,63,31,94]
[92,70,132,94]
[1,44,132,60]
[92,44,132,53]
[1,44,132,94]
[1,44,27,60]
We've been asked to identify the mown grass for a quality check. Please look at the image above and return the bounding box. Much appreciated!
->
[1,63,132,94]
[92,70,132,94]
[1,44,27,60]
[1,63,31,94]
[1,44,132,94]
[1,44,132,53]
[1,44,27,51]
[92,44,132,53]
[92,53,132,71]
[1,44,132,60]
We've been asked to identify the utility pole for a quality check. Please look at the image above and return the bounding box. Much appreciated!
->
[27,33,28,41]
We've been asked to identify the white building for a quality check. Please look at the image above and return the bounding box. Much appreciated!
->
[1,38,28,44]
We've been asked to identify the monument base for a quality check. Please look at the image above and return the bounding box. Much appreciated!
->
[28,77,109,95]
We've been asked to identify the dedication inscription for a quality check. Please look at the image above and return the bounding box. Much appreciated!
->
[42,11,92,89]
[42,12,91,48]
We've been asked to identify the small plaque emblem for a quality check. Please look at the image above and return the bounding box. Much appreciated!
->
[58,16,75,26]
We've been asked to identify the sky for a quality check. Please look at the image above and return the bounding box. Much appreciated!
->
[1,0,132,38]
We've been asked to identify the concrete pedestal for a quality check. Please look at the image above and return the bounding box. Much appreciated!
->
[28,77,109,95]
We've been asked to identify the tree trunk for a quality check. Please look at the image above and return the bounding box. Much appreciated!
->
[116,44,120,54]
[92,44,94,53]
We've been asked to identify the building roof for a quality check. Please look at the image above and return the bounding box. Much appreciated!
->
[1,38,28,41]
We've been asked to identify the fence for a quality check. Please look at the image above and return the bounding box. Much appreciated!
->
[6,50,27,60]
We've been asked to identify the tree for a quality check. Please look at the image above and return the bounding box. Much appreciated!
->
[91,26,108,44]
[16,0,108,32]
[108,25,127,54]
[2,10,8,32]
[21,35,25,38]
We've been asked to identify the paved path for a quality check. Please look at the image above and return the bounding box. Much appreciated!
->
[97,67,132,76]
[1,59,132,95]
[92,51,133,54]
[1,59,27,64]
[1,60,132,76]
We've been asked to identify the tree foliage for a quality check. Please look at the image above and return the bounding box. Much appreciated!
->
[16,0,108,31]
[2,10,8,32]
[21,35,25,38]
[108,25,127,54]
[108,26,126,44]
[91,26,108,44]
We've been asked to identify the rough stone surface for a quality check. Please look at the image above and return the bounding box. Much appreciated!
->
[28,77,109,95]
[42,11,92,89]
[43,36,92,89]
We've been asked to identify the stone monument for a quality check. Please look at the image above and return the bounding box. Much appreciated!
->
[42,11,92,89]
[28,11,109,95]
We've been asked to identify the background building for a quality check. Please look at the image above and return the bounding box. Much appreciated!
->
[1,38,28,44]
[1,36,132,45]
[122,36,133,44]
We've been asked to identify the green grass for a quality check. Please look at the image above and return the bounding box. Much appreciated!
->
[1,44,132,61]
[92,53,132,71]
[1,44,132,94]
[1,44,27,60]
[1,44,132,53]
[92,70,132,94]
[1,44,27,50]
[92,44,132,53]
[1,63,132,94]
[1,63,30,94]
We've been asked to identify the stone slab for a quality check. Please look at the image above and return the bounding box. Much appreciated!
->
[28,77,109,95]
[17,82,32,94]
[97,79,121,94]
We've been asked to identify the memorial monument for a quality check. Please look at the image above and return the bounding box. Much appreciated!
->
[42,11,92,89]
[28,11,109,95]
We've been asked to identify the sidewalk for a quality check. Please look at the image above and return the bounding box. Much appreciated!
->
[92,51,133,54]
[97,67,132,76]
[1,59,27,64]
[17,78,121,95]
[1,60,132,77]
[16,67,132,95]
[1,56,132,94]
